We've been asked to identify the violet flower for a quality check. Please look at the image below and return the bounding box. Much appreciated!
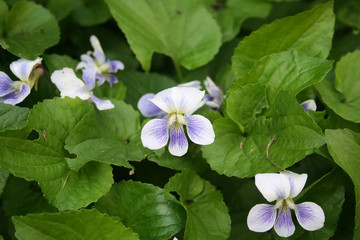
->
[51,68,114,110]
[203,77,223,110]
[140,87,215,156]
[301,99,317,112]
[0,57,42,105]
[247,171,325,237]
[76,35,124,86]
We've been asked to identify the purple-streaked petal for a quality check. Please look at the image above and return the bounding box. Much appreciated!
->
[10,57,42,81]
[295,202,325,231]
[255,173,291,202]
[204,77,222,99]
[247,204,276,232]
[137,93,164,117]
[82,67,97,91]
[169,125,188,156]
[96,73,106,86]
[108,74,118,85]
[0,83,30,105]
[91,93,114,110]
[301,99,317,112]
[274,207,295,237]
[204,94,221,110]
[141,119,169,150]
[90,35,105,63]
[150,88,174,114]
[172,87,205,115]
[177,80,201,89]
[0,72,14,97]
[186,115,214,145]
[51,68,91,100]
[108,60,124,73]
[281,171,307,198]
[80,54,95,65]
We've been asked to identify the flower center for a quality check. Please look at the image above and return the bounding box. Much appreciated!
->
[11,81,24,93]
[274,198,296,210]
[169,113,187,129]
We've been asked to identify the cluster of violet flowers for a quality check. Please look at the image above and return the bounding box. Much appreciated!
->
[0,34,325,238]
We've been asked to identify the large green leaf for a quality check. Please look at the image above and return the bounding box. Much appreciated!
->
[0,103,28,132]
[0,98,113,210]
[316,50,360,123]
[164,169,231,240]
[232,1,334,79]
[0,1,60,59]
[198,0,271,42]
[104,0,222,71]
[13,209,139,240]
[2,176,57,216]
[65,100,148,171]
[202,91,324,178]
[71,0,111,26]
[95,180,186,240]
[326,129,360,240]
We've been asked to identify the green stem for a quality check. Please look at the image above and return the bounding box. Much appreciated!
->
[172,58,184,83]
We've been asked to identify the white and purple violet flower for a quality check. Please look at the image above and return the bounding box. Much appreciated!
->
[0,57,42,105]
[76,35,124,87]
[140,87,215,157]
[203,77,223,110]
[247,171,325,237]
[51,68,114,110]
[301,99,317,112]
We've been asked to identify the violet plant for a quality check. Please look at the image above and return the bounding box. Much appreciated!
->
[0,0,358,240]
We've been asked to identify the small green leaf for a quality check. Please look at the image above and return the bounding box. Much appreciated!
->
[326,129,360,240]
[65,100,148,171]
[203,91,324,178]
[43,54,79,75]
[13,209,139,240]
[105,0,222,71]
[317,50,360,123]
[232,1,334,78]
[71,0,111,26]
[0,98,114,210]
[0,1,60,59]
[95,180,186,240]
[37,0,78,21]
[164,169,231,240]
[0,103,29,132]
[2,176,57,216]
[0,0,8,34]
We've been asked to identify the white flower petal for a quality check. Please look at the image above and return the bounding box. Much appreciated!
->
[177,80,201,89]
[186,115,214,145]
[274,207,295,237]
[168,125,188,157]
[295,202,325,231]
[141,119,169,150]
[10,57,42,81]
[0,83,30,105]
[172,87,205,115]
[91,93,114,110]
[150,88,174,113]
[0,72,15,97]
[90,35,105,63]
[281,171,307,198]
[79,54,95,66]
[301,99,317,111]
[137,93,164,117]
[255,173,291,202]
[51,68,91,100]
[247,204,276,232]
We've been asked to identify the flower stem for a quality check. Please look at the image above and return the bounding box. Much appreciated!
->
[172,58,184,83]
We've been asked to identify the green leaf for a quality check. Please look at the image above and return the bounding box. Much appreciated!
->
[0,103,29,132]
[164,169,231,240]
[0,167,8,196]
[326,129,360,240]
[13,209,139,240]
[92,81,126,101]
[105,0,222,71]
[120,71,176,108]
[292,169,345,240]
[202,91,325,178]
[0,0,8,34]
[2,176,57,216]
[0,98,114,210]
[38,0,78,21]
[232,1,335,79]
[95,180,186,240]
[230,51,333,107]
[0,1,60,59]
[71,0,111,26]
[317,50,360,123]
[226,83,268,131]
[65,100,148,171]
[43,54,78,75]
[198,0,271,42]
[336,0,360,30]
